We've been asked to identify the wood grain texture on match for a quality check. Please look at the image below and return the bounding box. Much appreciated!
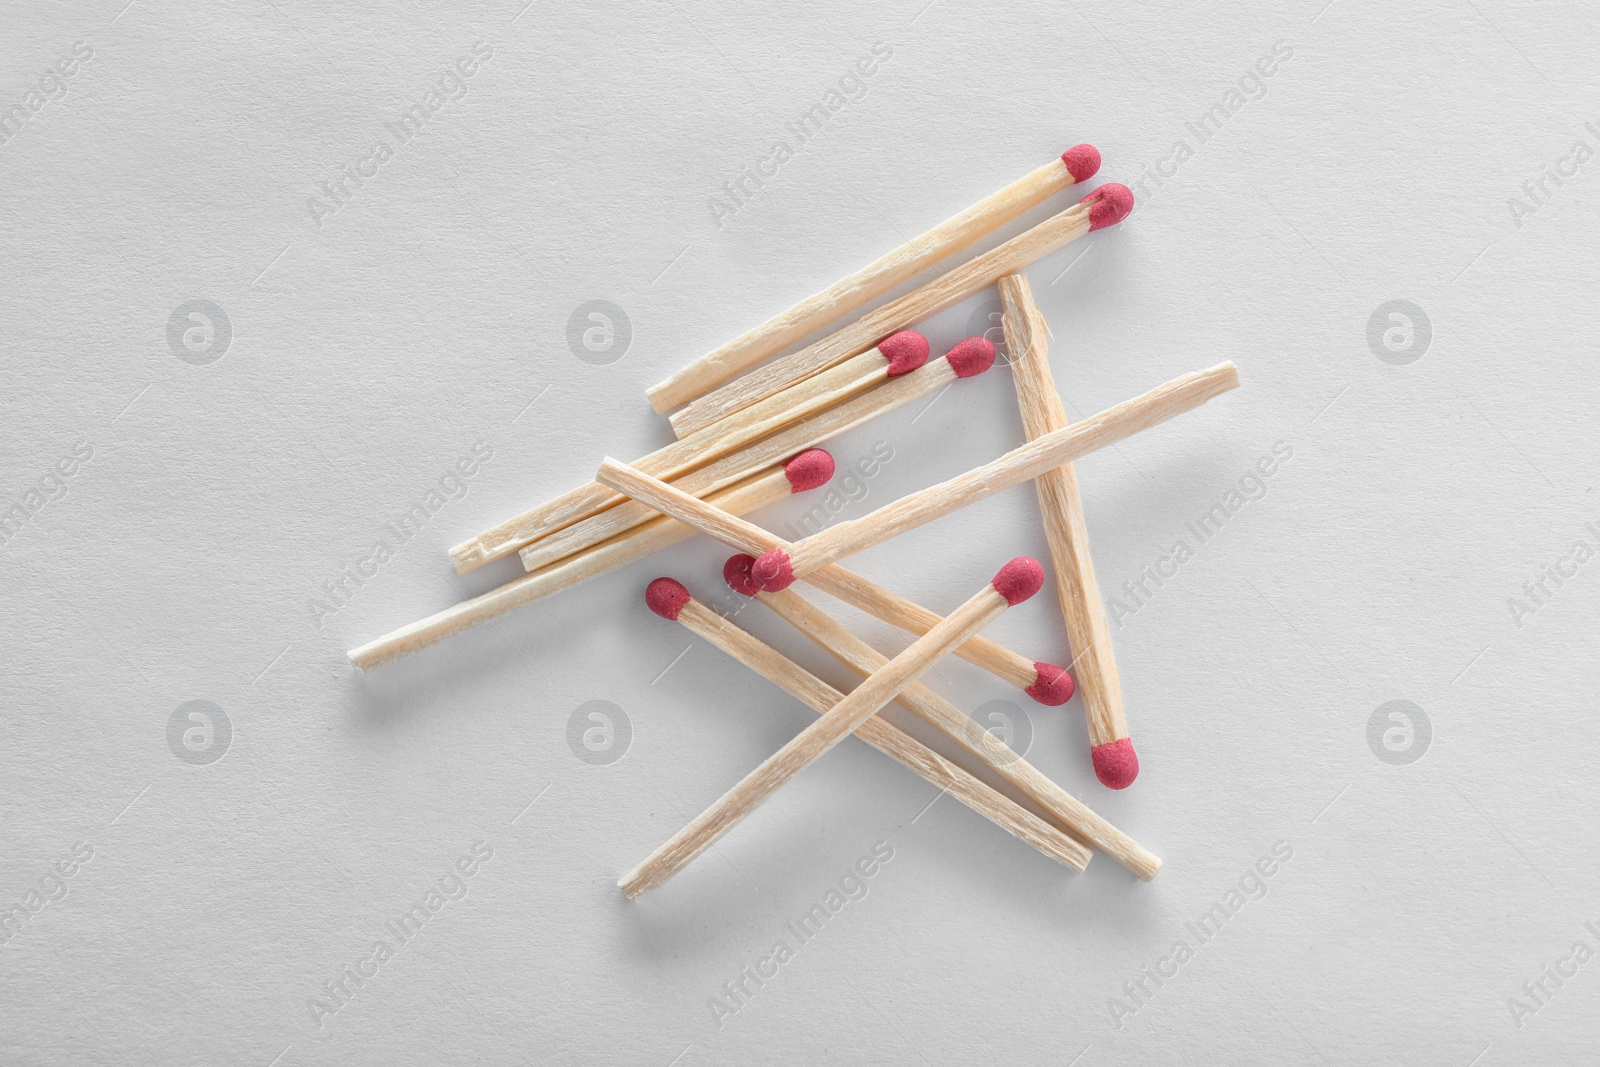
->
[345,453,829,671]
[667,183,1133,439]
[748,360,1241,591]
[448,332,927,573]
[999,274,1135,789]
[644,145,1101,415]
[646,582,1090,871]
[618,559,1043,898]
[595,456,1073,705]
[751,583,1159,880]
[518,338,996,574]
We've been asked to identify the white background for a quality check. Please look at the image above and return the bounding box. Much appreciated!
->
[3,1,1598,1064]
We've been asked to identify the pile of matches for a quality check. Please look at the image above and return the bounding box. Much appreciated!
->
[349,143,1241,897]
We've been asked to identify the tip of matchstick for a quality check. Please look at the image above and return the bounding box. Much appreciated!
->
[645,577,691,620]
[723,553,761,596]
[782,449,835,493]
[879,330,930,377]
[1080,182,1134,231]
[1025,662,1076,706]
[1092,738,1139,789]
[991,557,1045,606]
[1061,143,1101,183]
[750,549,796,592]
[946,336,996,378]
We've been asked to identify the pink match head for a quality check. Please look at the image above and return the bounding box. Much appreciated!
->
[1092,737,1140,789]
[1025,662,1076,706]
[878,330,930,377]
[991,557,1045,605]
[723,553,762,596]
[1060,144,1101,183]
[782,449,835,494]
[1079,182,1134,231]
[645,577,691,621]
[945,336,996,378]
[750,549,796,592]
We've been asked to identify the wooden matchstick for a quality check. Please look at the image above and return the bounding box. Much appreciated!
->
[345,451,833,671]
[750,583,1160,880]
[516,337,996,574]
[744,362,1241,591]
[666,183,1134,439]
[619,559,1045,897]
[449,332,929,574]
[645,579,1091,871]
[595,456,1074,706]
[999,274,1135,789]
[645,145,1103,415]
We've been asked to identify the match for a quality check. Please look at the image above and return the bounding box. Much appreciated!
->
[517,337,995,575]
[1000,274,1137,789]
[450,331,929,573]
[645,578,1091,871]
[346,450,834,671]
[594,455,1075,705]
[666,183,1134,439]
[618,558,1044,897]
[645,144,1102,415]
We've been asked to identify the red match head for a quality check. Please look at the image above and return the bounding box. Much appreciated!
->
[1025,662,1075,706]
[945,336,996,378]
[1060,144,1101,183]
[723,553,761,597]
[750,549,796,592]
[1092,737,1139,789]
[782,449,835,493]
[991,557,1045,605]
[878,330,930,377]
[1079,183,1134,231]
[645,577,691,620]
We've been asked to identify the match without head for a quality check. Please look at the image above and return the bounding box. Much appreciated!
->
[1081,182,1134,231]
[1092,737,1140,790]
[1060,143,1101,183]
[646,577,692,621]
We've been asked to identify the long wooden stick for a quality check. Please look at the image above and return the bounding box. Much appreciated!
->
[749,361,1240,589]
[517,341,994,574]
[999,274,1135,789]
[595,456,1074,704]
[667,183,1131,439]
[757,586,1160,880]
[653,585,1091,871]
[449,336,922,573]
[346,458,818,671]
[644,146,1100,415]
[619,561,1041,897]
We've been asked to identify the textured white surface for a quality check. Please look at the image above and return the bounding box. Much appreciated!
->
[4,1,1598,1064]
